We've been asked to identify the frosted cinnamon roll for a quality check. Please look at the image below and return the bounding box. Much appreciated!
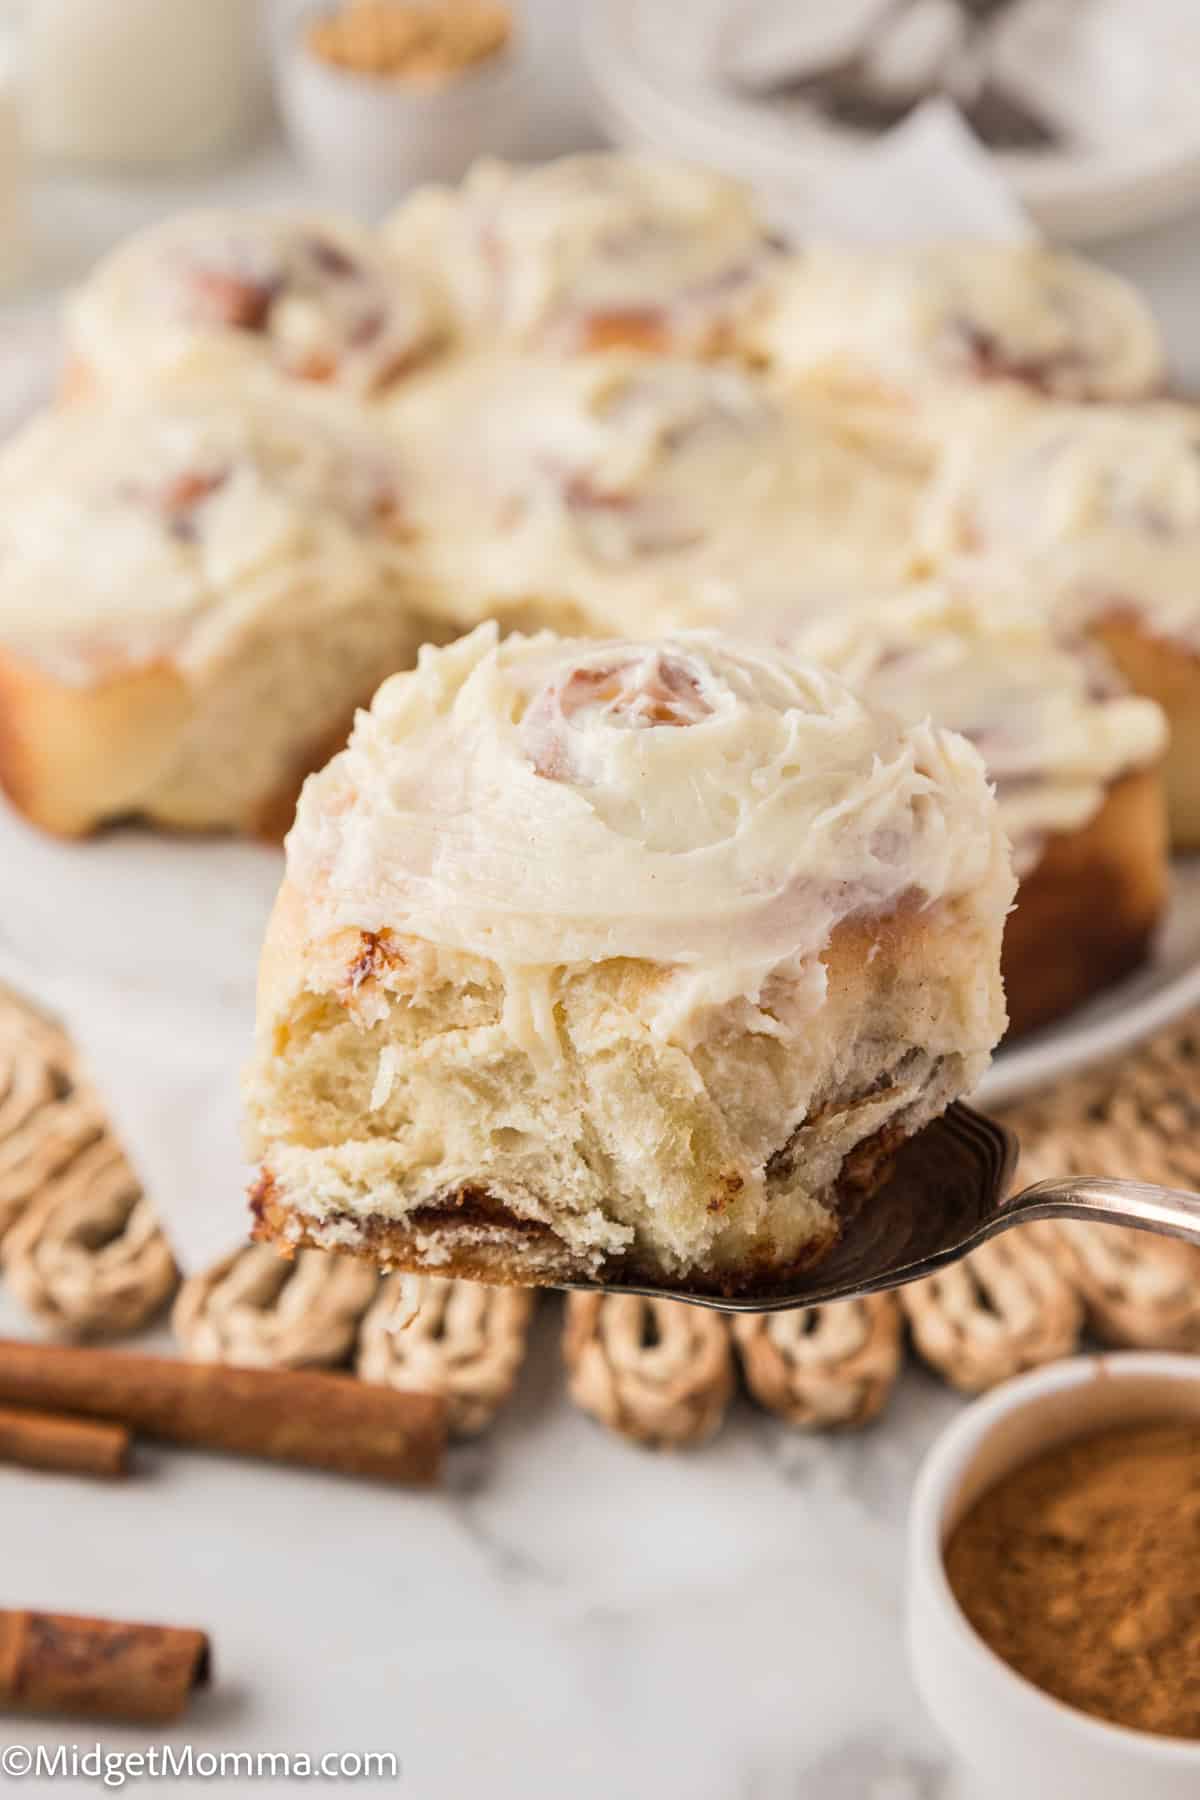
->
[246,624,1014,1294]
[793,585,1168,1036]
[383,153,780,358]
[753,243,1164,459]
[385,350,924,637]
[63,210,443,402]
[0,376,440,837]
[922,395,1200,845]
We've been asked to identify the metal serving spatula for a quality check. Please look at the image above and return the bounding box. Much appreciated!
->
[559,1103,1200,1314]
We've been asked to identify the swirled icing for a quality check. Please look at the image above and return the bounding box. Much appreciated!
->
[757,242,1164,404]
[66,209,442,396]
[384,351,923,633]
[384,153,778,350]
[0,375,416,683]
[286,624,1014,1052]
[922,397,1200,648]
[791,583,1166,873]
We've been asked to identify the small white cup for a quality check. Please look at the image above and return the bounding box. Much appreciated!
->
[275,7,534,216]
[907,1353,1200,1800]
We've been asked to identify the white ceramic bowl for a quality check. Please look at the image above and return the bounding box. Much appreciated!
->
[585,0,1200,243]
[907,1353,1200,1800]
[275,8,535,215]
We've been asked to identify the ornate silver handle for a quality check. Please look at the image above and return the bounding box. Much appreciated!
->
[990,1177,1200,1249]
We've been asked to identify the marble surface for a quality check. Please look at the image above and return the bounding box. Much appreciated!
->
[0,1287,976,1800]
[3,8,1200,1795]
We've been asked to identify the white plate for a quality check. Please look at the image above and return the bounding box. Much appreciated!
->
[978,857,1200,1108]
[584,0,1200,242]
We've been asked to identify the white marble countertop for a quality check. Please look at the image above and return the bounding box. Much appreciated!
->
[3,9,1199,1796]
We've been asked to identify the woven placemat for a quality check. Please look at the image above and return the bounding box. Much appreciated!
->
[0,991,178,1337]
[2,982,1198,1446]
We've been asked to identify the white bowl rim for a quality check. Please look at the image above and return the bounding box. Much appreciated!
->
[909,1351,1200,1765]
[583,0,1200,241]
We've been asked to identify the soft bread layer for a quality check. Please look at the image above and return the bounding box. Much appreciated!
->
[1002,766,1169,1038]
[246,884,1003,1288]
[0,601,443,838]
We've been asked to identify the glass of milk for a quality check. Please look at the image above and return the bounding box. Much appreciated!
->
[26,0,264,166]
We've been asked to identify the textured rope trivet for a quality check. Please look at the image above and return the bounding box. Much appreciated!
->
[996,1013,1200,1352]
[0,998,102,1239]
[173,1244,379,1369]
[733,1295,903,1428]
[6,983,1200,1433]
[563,1294,734,1448]
[900,1231,1083,1394]
[4,1137,178,1338]
[0,990,178,1336]
[357,1274,534,1436]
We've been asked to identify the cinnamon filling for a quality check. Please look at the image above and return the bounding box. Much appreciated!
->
[248,1086,926,1295]
[524,652,713,781]
[174,233,417,392]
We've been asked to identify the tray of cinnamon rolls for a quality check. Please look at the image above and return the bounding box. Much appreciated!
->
[1,153,1196,1283]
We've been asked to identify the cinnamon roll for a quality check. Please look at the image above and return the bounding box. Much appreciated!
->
[922,395,1200,846]
[383,152,780,359]
[63,210,444,402]
[753,243,1164,463]
[0,375,441,837]
[794,584,1169,1036]
[385,350,924,638]
[245,625,1014,1294]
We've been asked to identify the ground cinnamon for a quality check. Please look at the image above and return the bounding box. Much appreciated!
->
[945,1421,1200,1737]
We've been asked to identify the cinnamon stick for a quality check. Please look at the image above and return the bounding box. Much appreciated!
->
[0,1339,445,1485]
[0,1608,209,1722]
[0,1404,129,1479]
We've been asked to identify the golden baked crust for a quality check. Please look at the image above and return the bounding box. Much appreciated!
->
[0,613,438,841]
[0,648,190,838]
[1093,614,1200,850]
[1001,766,1168,1038]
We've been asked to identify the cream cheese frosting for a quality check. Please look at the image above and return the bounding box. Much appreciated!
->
[0,375,417,684]
[790,584,1166,874]
[285,624,1014,1055]
[383,350,924,634]
[383,153,778,352]
[66,209,442,397]
[921,396,1200,649]
[756,242,1164,407]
